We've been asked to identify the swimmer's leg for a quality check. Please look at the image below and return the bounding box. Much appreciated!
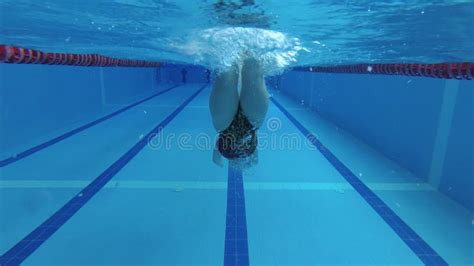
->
[240,57,269,128]
[209,64,239,131]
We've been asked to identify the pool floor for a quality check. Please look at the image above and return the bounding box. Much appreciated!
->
[0,83,472,265]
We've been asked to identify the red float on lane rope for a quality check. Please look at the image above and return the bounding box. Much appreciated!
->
[295,62,473,80]
[0,45,161,68]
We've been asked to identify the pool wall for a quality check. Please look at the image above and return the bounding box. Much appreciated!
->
[0,64,210,160]
[274,70,473,210]
[0,64,159,158]
[157,63,209,84]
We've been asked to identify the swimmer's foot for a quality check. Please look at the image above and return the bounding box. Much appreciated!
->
[215,63,239,85]
[241,57,263,80]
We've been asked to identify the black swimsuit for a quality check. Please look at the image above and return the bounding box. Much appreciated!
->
[217,106,257,159]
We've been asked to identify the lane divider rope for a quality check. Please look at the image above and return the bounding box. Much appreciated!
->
[0,45,161,67]
[270,97,448,266]
[0,84,182,168]
[0,84,207,266]
[2,44,472,81]
[293,62,473,80]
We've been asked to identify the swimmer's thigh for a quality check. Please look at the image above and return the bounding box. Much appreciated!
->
[240,57,269,129]
[209,65,240,131]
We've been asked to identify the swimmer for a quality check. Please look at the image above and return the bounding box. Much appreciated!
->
[209,56,269,167]
[213,0,271,28]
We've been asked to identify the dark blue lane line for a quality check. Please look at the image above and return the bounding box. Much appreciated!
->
[270,97,448,266]
[0,84,182,168]
[0,84,208,266]
[224,167,249,266]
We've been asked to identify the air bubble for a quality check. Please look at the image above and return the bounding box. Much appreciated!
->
[176,27,305,76]
[367,65,373,72]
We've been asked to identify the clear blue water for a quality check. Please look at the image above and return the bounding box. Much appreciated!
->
[1,1,474,266]
[1,0,474,68]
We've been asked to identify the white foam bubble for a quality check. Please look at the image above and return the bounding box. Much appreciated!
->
[173,27,305,76]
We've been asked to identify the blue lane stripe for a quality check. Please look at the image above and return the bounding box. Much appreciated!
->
[0,84,182,168]
[224,167,249,266]
[0,84,207,266]
[270,97,448,266]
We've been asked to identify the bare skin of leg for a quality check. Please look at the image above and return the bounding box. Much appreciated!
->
[209,64,240,132]
[240,57,269,129]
